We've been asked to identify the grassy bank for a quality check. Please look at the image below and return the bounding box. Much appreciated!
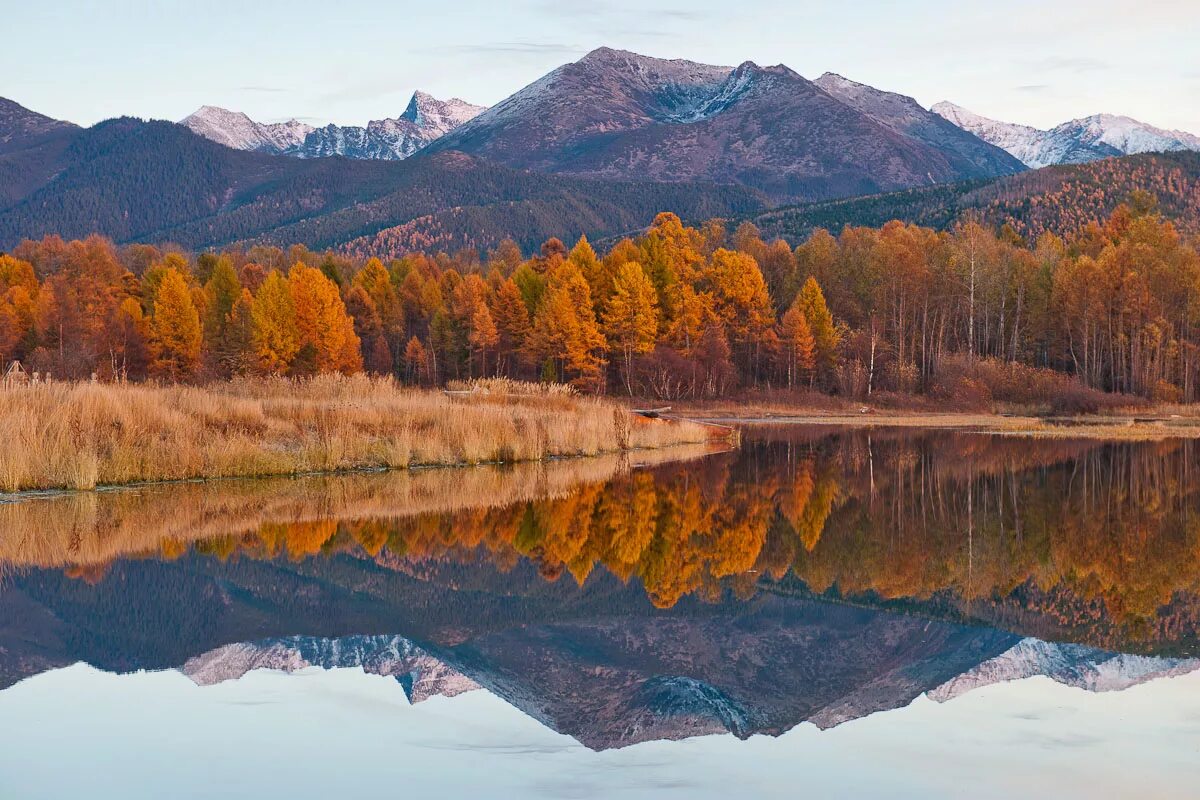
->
[0,376,715,492]
[0,443,721,571]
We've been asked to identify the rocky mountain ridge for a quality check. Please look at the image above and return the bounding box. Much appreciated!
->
[181,90,485,160]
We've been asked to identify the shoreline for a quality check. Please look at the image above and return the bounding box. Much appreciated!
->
[669,407,1200,440]
[0,441,728,570]
[0,439,731,505]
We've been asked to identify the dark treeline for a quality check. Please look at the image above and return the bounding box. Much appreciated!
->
[1,194,1197,403]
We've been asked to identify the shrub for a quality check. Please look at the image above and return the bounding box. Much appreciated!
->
[929,356,1146,414]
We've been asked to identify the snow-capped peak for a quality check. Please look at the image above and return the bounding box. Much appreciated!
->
[180,105,313,153]
[928,638,1200,702]
[1056,113,1200,155]
[930,101,1002,131]
[180,635,481,703]
[933,101,1200,168]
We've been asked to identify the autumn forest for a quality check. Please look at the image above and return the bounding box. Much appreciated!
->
[2,193,1198,405]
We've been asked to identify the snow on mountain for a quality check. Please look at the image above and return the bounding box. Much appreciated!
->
[181,635,480,703]
[296,91,485,160]
[927,638,1200,702]
[443,46,731,144]
[180,91,485,160]
[1056,113,1200,156]
[404,90,485,135]
[429,47,1021,202]
[932,101,1200,168]
[180,105,313,154]
[931,102,1116,168]
[675,62,764,122]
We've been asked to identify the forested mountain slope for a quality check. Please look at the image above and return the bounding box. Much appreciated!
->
[749,152,1200,242]
[0,116,765,252]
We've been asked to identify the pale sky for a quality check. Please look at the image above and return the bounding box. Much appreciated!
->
[4,0,1199,133]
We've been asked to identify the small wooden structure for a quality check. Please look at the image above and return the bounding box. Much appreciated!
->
[3,361,27,389]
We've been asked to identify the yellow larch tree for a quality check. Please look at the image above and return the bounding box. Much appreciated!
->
[289,264,362,374]
[149,267,202,380]
[250,269,299,374]
[779,301,816,388]
[602,260,659,395]
[794,276,840,386]
[529,260,607,390]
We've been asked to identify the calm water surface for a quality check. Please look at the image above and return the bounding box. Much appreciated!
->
[1,427,1199,798]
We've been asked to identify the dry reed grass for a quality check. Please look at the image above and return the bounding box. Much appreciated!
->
[0,442,721,570]
[0,375,714,492]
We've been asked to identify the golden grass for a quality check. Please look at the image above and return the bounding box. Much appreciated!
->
[0,375,715,492]
[0,442,722,570]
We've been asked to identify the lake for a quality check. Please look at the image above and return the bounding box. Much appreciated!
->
[1,427,1198,798]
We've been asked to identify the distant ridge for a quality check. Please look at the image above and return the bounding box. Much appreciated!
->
[932,102,1200,168]
[180,105,313,153]
[2,47,1198,252]
[181,90,485,160]
[0,116,766,252]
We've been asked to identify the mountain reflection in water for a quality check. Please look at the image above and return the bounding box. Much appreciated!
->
[0,427,1198,751]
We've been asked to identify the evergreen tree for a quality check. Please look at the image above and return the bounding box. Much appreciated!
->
[203,256,242,376]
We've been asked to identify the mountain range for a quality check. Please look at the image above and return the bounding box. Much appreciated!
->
[176,49,1200,181]
[1,47,1199,253]
[179,48,1026,202]
[182,90,484,160]
[0,111,763,252]
[177,630,1198,747]
[423,48,1025,201]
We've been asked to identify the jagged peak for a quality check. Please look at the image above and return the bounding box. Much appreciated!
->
[179,105,313,154]
[732,60,799,79]
[400,90,486,132]
[182,105,309,129]
[931,100,975,117]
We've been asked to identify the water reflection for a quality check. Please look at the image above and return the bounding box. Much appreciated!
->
[0,427,1198,750]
